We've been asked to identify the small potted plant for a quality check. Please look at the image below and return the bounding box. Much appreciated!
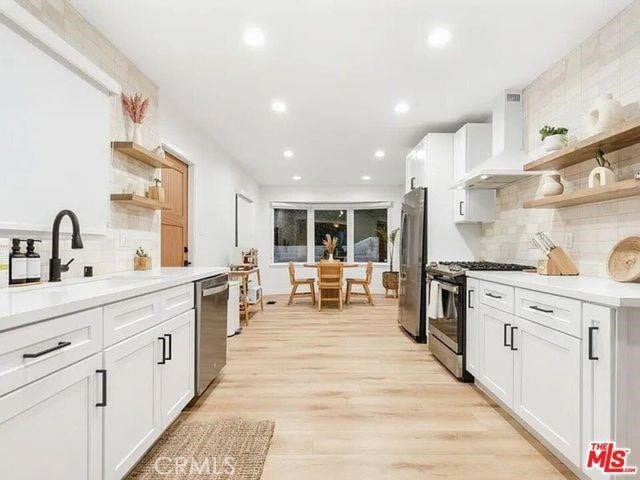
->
[134,247,152,271]
[147,178,165,202]
[539,125,568,152]
[121,92,150,145]
[382,227,400,297]
[322,234,338,261]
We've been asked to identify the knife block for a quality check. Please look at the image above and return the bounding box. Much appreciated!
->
[537,247,579,276]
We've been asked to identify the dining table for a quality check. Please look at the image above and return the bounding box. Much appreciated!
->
[303,262,360,303]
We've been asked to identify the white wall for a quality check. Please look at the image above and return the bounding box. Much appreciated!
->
[161,100,260,268]
[256,184,404,295]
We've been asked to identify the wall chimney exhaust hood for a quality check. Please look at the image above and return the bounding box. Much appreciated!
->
[452,90,543,189]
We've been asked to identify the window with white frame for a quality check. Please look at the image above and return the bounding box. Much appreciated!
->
[271,203,391,263]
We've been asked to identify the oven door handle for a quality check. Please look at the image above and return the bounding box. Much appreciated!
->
[438,283,459,294]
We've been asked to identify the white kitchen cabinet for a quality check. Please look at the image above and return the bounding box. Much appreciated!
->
[0,353,103,480]
[405,149,417,193]
[465,277,480,376]
[103,325,162,480]
[158,309,195,428]
[453,123,492,182]
[582,304,614,480]
[453,188,496,224]
[514,317,582,465]
[479,304,514,406]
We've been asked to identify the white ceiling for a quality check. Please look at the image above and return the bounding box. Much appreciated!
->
[70,0,630,186]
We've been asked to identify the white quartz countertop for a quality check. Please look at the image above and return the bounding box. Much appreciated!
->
[466,271,640,308]
[0,266,228,332]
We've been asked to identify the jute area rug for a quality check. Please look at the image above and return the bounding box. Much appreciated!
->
[127,417,275,480]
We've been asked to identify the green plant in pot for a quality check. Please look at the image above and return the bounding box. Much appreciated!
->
[539,125,568,152]
[381,227,400,297]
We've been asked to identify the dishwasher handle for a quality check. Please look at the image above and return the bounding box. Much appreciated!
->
[202,284,229,297]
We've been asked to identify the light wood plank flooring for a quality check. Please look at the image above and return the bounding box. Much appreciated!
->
[186,295,577,479]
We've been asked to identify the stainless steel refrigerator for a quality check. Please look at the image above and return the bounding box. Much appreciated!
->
[397,187,428,342]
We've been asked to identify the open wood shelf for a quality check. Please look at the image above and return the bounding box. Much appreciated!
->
[110,194,171,210]
[524,118,640,172]
[523,178,640,209]
[111,141,171,168]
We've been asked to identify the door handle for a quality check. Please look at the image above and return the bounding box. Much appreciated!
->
[459,201,464,216]
[588,326,599,360]
[203,284,229,296]
[164,333,172,361]
[503,323,511,347]
[23,341,71,358]
[468,290,474,309]
[158,337,166,364]
[510,326,518,351]
[95,369,107,407]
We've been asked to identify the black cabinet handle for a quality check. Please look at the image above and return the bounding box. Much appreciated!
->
[510,326,518,351]
[588,326,599,360]
[468,290,474,309]
[459,201,464,216]
[23,341,71,358]
[164,333,173,360]
[503,323,512,347]
[158,337,166,364]
[530,305,554,314]
[96,369,107,407]
[486,292,502,299]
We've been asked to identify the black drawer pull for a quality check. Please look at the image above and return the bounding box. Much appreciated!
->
[529,305,554,314]
[468,290,474,309]
[96,369,107,407]
[486,292,502,299]
[588,326,599,361]
[23,341,71,358]
[164,333,173,360]
[510,326,518,351]
[158,337,166,364]
[503,323,512,347]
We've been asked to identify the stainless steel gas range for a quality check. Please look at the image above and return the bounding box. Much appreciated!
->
[426,261,533,381]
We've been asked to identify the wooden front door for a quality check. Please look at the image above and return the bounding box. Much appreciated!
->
[161,153,189,266]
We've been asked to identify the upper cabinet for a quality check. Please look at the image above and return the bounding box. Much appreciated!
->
[453,123,492,182]
[405,139,428,193]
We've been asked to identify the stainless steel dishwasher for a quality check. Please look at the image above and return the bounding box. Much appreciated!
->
[194,273,229,396]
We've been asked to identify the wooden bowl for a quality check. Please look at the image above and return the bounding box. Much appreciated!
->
[607,236,640,282]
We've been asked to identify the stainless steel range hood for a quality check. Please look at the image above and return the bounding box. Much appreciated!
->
[452,90,543,189]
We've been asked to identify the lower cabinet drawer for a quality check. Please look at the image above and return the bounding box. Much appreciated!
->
[0,308,103,396]
[103,293,160,347]
[160,284,194,321]
[479,281,514,314]
[515,288,581,338]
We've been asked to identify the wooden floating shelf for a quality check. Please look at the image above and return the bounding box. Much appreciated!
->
[111,141,171,169]
[523,178,640,209]
[524,118,640,172]
[110,194,171,210]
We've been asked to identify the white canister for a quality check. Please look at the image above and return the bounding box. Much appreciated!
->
[540,172,564,197]
[584,93,625,135]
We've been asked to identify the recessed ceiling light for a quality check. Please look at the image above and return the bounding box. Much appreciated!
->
[292,175,301,181]
[374,150,385,159]
[243,27,266,48]
[361,175,371,181]
[427,27,452,48]
[271,100,287,113]
[394,101,410,114]
[283,150,294,158]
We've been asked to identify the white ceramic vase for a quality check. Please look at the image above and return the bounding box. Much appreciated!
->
[328,253,334,261]
[542,134,566,152]
[130,122,143,144]
[540,172,564,197]
[584,93,625,135]
[588,166,615,188]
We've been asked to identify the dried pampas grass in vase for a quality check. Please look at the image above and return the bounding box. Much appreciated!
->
[322,234,339,261]
[121,93,150,145]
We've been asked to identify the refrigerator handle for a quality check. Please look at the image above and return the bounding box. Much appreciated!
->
[399,211,408,276]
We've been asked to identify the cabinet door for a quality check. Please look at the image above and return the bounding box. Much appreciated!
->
[159,310,195,428]
[465,278,480,376]
[453,127,467,182]
[479,304,514,406]
[514,317,581,466]
[103,326,162,480]
[582,304,614,480]
[0,353,102,480]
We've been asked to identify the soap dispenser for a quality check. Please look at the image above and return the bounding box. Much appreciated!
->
[25,238,42,284]
[9,238,26,285]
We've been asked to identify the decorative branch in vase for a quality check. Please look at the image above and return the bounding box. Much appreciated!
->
[121,92,150,145]
[381,227,400,297]
[322,234,339,261]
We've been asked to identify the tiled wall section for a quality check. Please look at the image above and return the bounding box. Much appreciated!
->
[481,0,640,276]
[14,0,162,277]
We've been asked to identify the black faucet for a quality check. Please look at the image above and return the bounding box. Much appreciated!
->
[49,210,84,282]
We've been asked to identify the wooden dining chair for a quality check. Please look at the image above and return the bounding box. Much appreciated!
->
[345,261,374,306]
[317,261,344,311]
[288,262,316,305]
